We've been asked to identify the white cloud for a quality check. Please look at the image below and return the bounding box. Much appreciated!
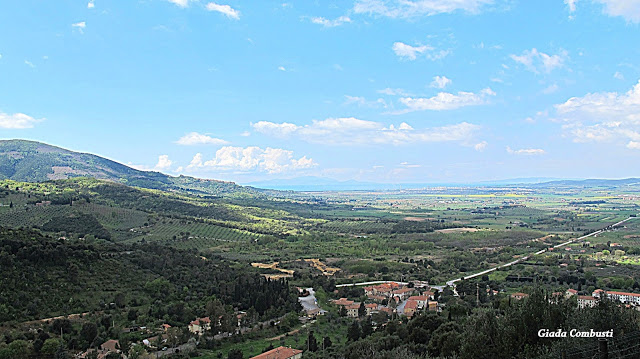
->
[72,21,86,34]
[628,141,640,149]
[278,66,286,71]
[430,75,452,89]
[154,155,173,170]
[510,48,568,74]
[0,112,44,129]
[176,132,229,146]
[310,16,351,27]
[187,146,316,174]
[252,118,480,146]
[378,88,410,96]
[392,42,431,60]
[397,87,495,112]
[167,0,190,7]
[353,0,494,18]
[344,95,387,108]
[506,146,546,155]
[564,0,577,12]
[87,0,95,9]
[392,42,449,61]
[555,80,640,146]
[206,3,241,19]
[24,60,35,68]
[474,141,488,151]
[593,0,640,23]
[240,131,251,137]
[614,71,625,80]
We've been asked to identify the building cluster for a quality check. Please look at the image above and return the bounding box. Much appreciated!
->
[332,282,440,318]
[512,288,640,310]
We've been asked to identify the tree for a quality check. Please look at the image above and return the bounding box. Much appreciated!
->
[339,305,347,317]
[227,348,243,359]
[358,302,366,317]
[41,338,64,356]
[80,323,98,346]
[322,336,332,350]
[361,317,373,338]
[347,321,361,342]
[306,330,318,352]
[6,340,32,359]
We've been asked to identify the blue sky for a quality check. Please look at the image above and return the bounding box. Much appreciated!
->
[1,0,640,184]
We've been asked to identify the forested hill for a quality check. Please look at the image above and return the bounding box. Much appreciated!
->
[0,226,300,324]
[0,139,262,197]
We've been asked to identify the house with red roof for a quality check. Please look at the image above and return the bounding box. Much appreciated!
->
[188,317,211,335]
[250,346,303,359]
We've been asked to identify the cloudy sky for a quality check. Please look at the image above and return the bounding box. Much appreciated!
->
[1,0,640,183]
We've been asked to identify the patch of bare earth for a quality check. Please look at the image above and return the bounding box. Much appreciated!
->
[435,227,480,233]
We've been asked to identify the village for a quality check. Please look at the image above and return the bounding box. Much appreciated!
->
[67,280,640,359]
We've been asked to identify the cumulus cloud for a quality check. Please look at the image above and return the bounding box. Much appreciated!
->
[593,0,640,23]
[176,132,229,146]
[510,48,568,73]
[396,87,495,113]
[310,16,351,27]
[392,42,449,61]
[0,112,44,129]
[154,155,173,170]
[628,141,640,150]
[430,75,452,89]
[252,117,480,146]
[87,0,95,9]
[206,2,240,19]
[506,146,546,155]
[614,71,625,80]
[474,141,488,151]
[187,147,316,174]
[392,42,431,60]
[354,0,494,18]
[555,80,640,146]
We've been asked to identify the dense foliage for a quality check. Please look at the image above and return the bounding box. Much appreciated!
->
[0,227,300,323]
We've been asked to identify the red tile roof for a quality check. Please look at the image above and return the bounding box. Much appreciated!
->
[408,295,428,301]
[333,298,354,306]
[607,291,640,297]
[405,300,418,309]
[250,346,303,359]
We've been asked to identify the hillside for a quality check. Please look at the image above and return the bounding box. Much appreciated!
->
[0,139,260,197]
[0,226,299,324]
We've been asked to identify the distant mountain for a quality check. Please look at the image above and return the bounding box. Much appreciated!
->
[476,177,569,185]
[533,178,640,187]
[0,139,260,196]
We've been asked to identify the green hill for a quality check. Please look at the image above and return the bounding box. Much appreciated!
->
[0,139,260,197]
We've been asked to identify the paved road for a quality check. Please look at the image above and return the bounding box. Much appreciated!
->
[445,215,637,287]
[332,215,637,291]
[335,281,408,288]
[299,287,326,314]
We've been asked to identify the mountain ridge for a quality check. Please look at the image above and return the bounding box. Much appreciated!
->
[0,139,261,197]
